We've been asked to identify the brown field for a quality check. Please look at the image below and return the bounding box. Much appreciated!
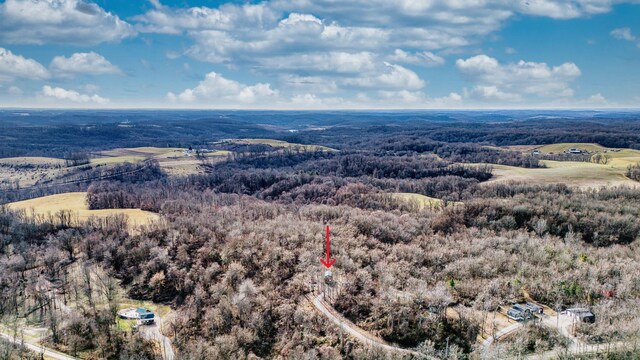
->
[92,147,231,175]
[232,138,337,152]
[486,143,640,189]
[0,156,70,187]
[486,161,638,189]
[6,192,160,228]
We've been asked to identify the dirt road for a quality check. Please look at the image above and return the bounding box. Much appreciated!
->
[309,294,432,358]
[138,314,175,360]
[0,330,78,360]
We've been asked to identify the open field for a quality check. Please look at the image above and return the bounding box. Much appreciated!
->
[389,192,463,209]
[487,143,640,188]
[232,138,337,152]
[92,147,231,175]
[6,192,160,227]
[535,143,608,154]
[486,161,638,188]
[0,157,67,166]
[0,156,70,188]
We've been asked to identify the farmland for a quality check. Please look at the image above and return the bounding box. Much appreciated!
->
[487,143,640,188]
[6,192,159,228]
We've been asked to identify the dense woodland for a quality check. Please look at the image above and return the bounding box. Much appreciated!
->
[1,113,640,359]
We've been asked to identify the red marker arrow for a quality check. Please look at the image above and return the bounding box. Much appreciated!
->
[320,225,336,268]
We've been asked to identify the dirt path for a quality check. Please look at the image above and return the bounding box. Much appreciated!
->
[0,330,78,360]
[308,294,431,358]
[138,314,175,360]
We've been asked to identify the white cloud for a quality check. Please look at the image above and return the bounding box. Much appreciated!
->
[50,52,121,77]
[131,0,640,106]
[42,85,109,104]
[345,63,425,90]
[167,72,278,105]
[587,93,607,105]
[387,49,445,67]
[0,48,49,83]
[610,27,636,41]
[0,0,135,45]
[261,52,377,73]
[610,27,640,47]
[456,55,581,101]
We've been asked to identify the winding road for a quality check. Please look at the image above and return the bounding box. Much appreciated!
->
[308,294,433,358]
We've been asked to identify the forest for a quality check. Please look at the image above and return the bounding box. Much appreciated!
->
[1,112,640,359]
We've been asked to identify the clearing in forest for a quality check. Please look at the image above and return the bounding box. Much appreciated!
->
[487,161,637,188]
[6,192,160,228]
[534,143,609,154]
[486,143,640,188]
[389,192,463,209]
[92,147,230,175]
[231,138,337,152]
[0,156,70,188]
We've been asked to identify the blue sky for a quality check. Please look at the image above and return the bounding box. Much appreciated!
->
[0,0,639,109]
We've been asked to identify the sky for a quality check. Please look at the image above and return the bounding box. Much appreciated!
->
[0,0,639,109]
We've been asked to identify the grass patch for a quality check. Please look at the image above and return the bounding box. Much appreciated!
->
[234,138,337,152]
[536,143,608,153]
[486,161,637,188]
[0,157,66,166]
[6,192,160,228]
[116,317,137,332]
[389,192,463,209]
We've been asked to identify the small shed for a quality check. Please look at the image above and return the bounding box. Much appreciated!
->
[566,308,595,323]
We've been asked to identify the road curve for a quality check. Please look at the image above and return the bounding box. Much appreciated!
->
[481,322,523,349]
[138,314,175,360]
[308,294,431,358]
[0,331,78,360]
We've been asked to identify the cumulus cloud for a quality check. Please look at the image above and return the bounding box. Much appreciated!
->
[41,85,109,104]
[136,0,640,61]
[0,48,49,83]
[345,63,425,90]
[50,52,121,77]
[167,72,278,105]
[456,55,581,101]
[0,0,134,45]
[261,52,377,74]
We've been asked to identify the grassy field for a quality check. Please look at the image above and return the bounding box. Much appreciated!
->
[6,192,160,228]
[233,138,337,152]
[487,161,638,188]
[92,147,231,175]
[487,143,640,188]
[0,156,66,166]
[535,143,609,153]
[389,192,463,209]
[0,156,70,188]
